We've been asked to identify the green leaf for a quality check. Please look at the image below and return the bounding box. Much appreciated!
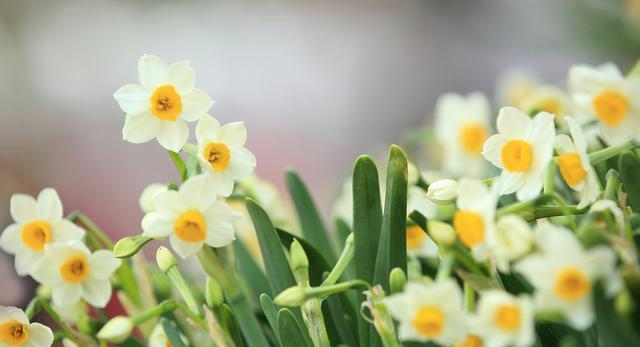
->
[185,154,201,178]
[113,235,153,258]
[246,198,297,295]
[234,240,271,300]
[374,145,408,289]
[217,304,245,347]
[277,309,312,347]
[115,261,141,306]
[260,294,282,345]
[161,318,187,347]
[167,151,188,182]
[619,150,640,212]
[352,155,383,347]
[594,284,640,346]
[286,170,336,263]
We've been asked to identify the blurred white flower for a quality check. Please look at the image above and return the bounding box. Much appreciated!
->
[385,280,469,345]
[568,62,640,144]
[426,179,458,205]
[0,306,53,347]
[0,188,85,276]
[32,241,121,308]
[515,224,621,330]
[554,116,600,208]
[406,187,438,258]
[113,54,214,151]
[195,115,256,197]
[435,92,492,178]
[589,199,625,232]
[520,85,571,122]
[141,174,239,258]
[139,183,168,213]
[490,215,533,272]
[496,69,539,109]
[473,290,535,347]
[483,108,555,201]
[453,179,497,261]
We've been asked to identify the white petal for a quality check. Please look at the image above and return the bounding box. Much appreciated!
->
[28,323,54,347]
[89,251,122,280]
[169,236,203,259]
[564,296,594,330]
[52,219,85,243]
[180,88,214,122]
[497,106,531,137]
[516,175,543,201]
[154,190,185,217]
[497,171,524,196]
[456,179,489,210]
[122,112,160,144]
[52,283,82,307]
[0,224,23,254]
[138,54,169,91]
[195,115,221,145]
[113,83,151,115]
[31,256,61,284]
[3,308,29,324]
[36,188,63,222]
[600,115,637,145]
[15,252,43,276]
[141,212,173,238]
[156,120,189,152]
[226,146,256,179]
[553,134,575,154]
[204,221,236,248]
[213,173,235,197]
[482,134,508,169]
[514,254,555,290]
[82,279,112,308]
[219,122,247,146]
[168,61,195,95]
[10,194,37,222]
[527,112,556,145]
[565,116,588,154]
[179,174,218,210]
[535,224,583,257]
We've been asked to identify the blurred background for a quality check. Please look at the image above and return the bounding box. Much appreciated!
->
[2,0,640,306]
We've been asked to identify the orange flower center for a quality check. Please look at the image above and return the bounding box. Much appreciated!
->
[459,122,488,155]
[558,153,587,187]
[593,91,628,126]
[453,210,485,247]
[0,320,29,346]
[21,220,52,252]
[494,304,521,332]
[60,255,90,284]
[406,225,426,250]
[174,210,207,243]
[203,142,231,172]
[501,139,533,172]
[150,85,182,121]
[412,306,445,338]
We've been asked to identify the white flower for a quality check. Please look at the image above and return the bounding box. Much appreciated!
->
[149,323,189,347]
[553,116,600,208]
[590,199,625,232]
[473,290,535,347]
[568,62,640,144]
[514,224,621,330]
[489,215,533,272]
[496,69,539,108]
[483,107,556,201]
[0,306,53,347]
[520,85,571,122]
[195,115,257,197]
[385,280,469,345]
[453,179,496,261]
[113,54,214,151]
[435,92,492,178]
[139,183,168,213]
[426,179,458,205]
[31,241,121,308]
[0,188,85,276]
[406,187,438,258]
[141,174,239,258]
[240,175,292,230]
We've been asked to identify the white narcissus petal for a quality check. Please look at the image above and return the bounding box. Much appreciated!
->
[226,146,257,179]
[456,179,489,210]
[36,188,63,222]
[122,112,159,144]
[113,83,151,115]
[565,116,588,153]
[527,112,555,146]
[168,61,195,95]
[219,122,247,146]
[0,224,23,254]
[534,224,583,257]
[31,256,61,284]
[600,115,636,145]
[82,279,112,308]
[15,252,42,277]
[10,194,38,223]
[156,120,189,152]
[153,190,185,217]
[138,54,169,91]
[515,254,555,290]
[180,88,214,122]
[52,219,85,242]
[497,171,524,196]
[179,174,219,210]
[214,173,235,197]
[515,175,543,201]
[141,212,174,238]
[563,296,594,330]
[553,134,575,154]
[482,134,508,169]
[89,251,122,280]
[195,115,221,144]
[497,106,530,138]
[28,323,55,347]
[169,236,203,259]
[52,283,82,307]
[204,221,235,248]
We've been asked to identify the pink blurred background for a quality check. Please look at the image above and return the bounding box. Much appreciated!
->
[2,0,640,306]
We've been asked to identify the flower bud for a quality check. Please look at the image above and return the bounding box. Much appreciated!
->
[427,220,456,247]
[205,277,224,308]
[97,316,134,343]
[426,179,458,204]
[156,246,176,273]
[273,286,307,307]
[290,239,309,272]
[389,267,407,294]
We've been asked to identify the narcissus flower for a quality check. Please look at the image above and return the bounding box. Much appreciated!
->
[569,63,640,144]
[406,187,438,258]
[0,188,85,276]
[520,85,571,121]
[554,116,600,208]
[32,241,121,308]
[489,215,533,272]
[515,224,621,329]
[195,115,256,197]
[473,290,534,347]
[453,179,497,260]
[435,93,492,178]
[114,55,214,151]
[483,108,555,201]
[141,174,239,258]
[384,280,469,345]
[0,306,53,347]
[496,69,539,109]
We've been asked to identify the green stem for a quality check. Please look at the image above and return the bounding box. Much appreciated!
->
[464,282,475,312]
[39,299,75,341]
[182,143,198,156]
[588,139,635,165]
[321,233,354,286]
[436,251,455,281]
[532,205,587,219]
[166,266,201,317]
[302,280,372,300]
[543,162,555,195]
[603,169,621,201]
[133,299,206,328]
[66,212,113,249]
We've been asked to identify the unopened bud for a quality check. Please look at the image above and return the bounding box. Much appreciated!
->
[290,239,309,271]
[273,286,307,307]
[389,268,407,294]
[97,316,134,343]
[205,277,224,308]
[426,179,458,204]
[156,246,176,273]
[427,220,456,247]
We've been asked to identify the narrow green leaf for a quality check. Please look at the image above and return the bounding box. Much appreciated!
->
[335,218,352,250]
[277,309,312,347]
[234,240,271,298]
[167,151,188,182]
[286,170,336,263]
[115,261,141,306]
[260,294,282,345]
[619,150,640,212]
[161,318,187,347]
[324,290,358,347]
[113,235,153,258]
[246,198,297,295]
[217,304,245,347]
[352,155,382,347]
[594,284,640,346]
